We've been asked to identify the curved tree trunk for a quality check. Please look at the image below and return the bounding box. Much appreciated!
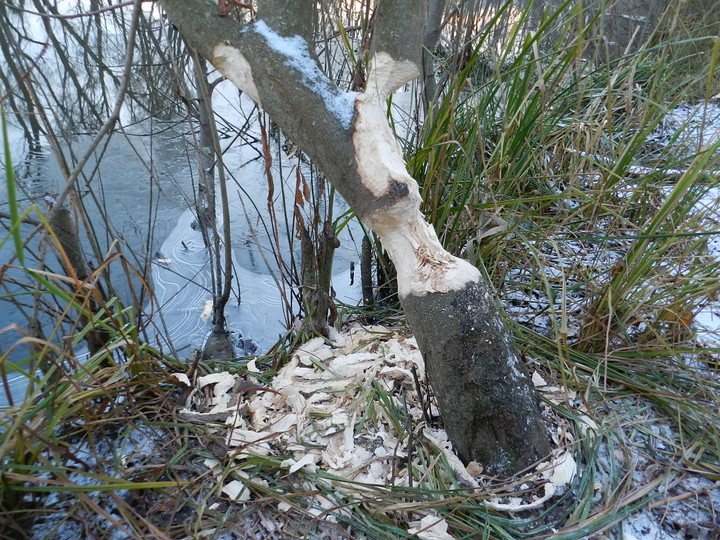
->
[160,0,550,475]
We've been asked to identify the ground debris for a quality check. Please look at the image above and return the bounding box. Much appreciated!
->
[176,324,585,527]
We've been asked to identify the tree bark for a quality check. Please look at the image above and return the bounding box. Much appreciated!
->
[300,220,339,335]
[49,207,110,356]
[160,0,550,475]
[421,0,447,111]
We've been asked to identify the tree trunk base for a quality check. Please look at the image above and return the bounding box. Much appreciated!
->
[402,279,551,476]
[202,329,236,361]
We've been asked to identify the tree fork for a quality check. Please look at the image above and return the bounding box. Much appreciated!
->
[160,0,551,475]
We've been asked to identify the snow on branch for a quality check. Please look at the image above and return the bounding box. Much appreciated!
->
[252,20,356,128]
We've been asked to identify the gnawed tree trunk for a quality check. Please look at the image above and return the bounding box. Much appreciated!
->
[161,0,550,475]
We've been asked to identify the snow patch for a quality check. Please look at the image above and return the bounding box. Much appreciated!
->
[695,185,720,347]
[647,101,720,158]
[252,20,356,128]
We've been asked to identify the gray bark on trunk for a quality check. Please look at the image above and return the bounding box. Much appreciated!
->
[403,282,550,470]
[50,207,110,356]
[160,0,551,475]
[422,0,447,110]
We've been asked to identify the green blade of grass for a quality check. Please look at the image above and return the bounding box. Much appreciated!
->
[1,106,24,265]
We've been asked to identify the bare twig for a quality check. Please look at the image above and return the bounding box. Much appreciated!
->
[0,1,138,20]
[0,211,40,226]
[46,0,144,220]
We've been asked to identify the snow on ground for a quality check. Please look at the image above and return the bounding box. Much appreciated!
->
[500,101,720,539]
[646,101,720,161]
[694,184,720,349]
[504,100,720,357]
[29,424,159,539]
[650,101,720,350]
